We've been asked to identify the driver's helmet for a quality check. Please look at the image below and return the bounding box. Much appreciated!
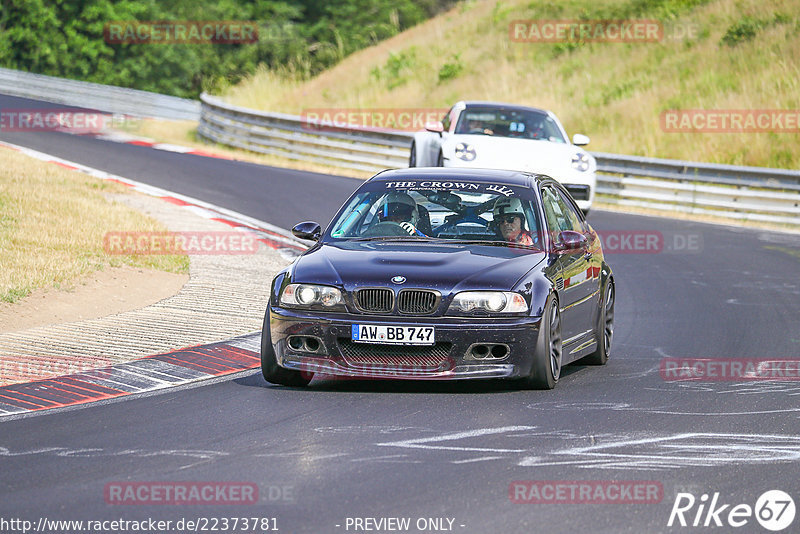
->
[377,192,419,226]
[493,197,527,228]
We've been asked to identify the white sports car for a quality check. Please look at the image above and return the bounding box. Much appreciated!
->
[410,101,596,212]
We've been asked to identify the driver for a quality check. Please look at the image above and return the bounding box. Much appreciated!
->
[493,197,535,246]
[376,192,426,236]
[466,118,492,135]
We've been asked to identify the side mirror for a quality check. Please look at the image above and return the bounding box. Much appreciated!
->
[572,133,590,146]
[554,230,587,251]
[425,121,444,135]
[292,221,322,241]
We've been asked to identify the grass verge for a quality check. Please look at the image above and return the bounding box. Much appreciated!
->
[0,147,189,303]
[222,0,800,169]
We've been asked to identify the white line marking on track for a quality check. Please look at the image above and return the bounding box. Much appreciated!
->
[451,456,504,464]
[518,432,800,469]
[350,454,412,462]
[377,426,537,453]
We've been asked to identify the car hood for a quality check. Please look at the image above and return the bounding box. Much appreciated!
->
[443,135,594,175]
[290,241,545,293]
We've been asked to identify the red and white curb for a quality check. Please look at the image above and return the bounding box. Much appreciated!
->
[0,334,262,417]
[0,139,310,260]
[75,129,239,160]
[0,141,312,416]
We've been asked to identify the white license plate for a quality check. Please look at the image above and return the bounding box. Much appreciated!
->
[351,324,435,345]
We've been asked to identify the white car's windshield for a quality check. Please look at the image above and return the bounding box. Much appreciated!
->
[454,107,566,143]
[328,182,543,248]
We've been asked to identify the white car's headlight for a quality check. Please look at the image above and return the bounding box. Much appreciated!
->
[280,284,343,308]
[455,142,476,161]
[571,152,591,172]
[447,291,528,314]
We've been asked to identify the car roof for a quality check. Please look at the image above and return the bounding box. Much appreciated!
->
[369,167,549,187]
[459,101,550,115]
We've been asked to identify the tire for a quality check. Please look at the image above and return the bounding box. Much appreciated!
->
[260,305,312,387]
[518,295,562,390]
[436,150,444,167]
[409,141,417,167]
[583,280,614,365]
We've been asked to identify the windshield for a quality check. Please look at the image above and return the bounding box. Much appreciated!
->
[327,180,543,248]
[454,107,566,142]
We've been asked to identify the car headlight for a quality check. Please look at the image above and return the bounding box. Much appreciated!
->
[447,291,528,314]
[280,283,343,308]
[571,152,590,172]
[455,142,476,161]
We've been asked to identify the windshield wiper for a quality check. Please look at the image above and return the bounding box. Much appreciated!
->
[348,236,437,242]
[443,239,543,250]
[344,236,541,250]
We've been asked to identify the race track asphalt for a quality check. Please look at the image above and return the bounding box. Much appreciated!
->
[2,94,800,533]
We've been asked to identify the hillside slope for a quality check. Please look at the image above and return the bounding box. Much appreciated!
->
[224,0,800,168]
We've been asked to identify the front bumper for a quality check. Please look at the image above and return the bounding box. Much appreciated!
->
[563,183,594,212]
[270,307,542,380]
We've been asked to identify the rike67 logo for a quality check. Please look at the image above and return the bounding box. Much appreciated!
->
[668,490,795,531]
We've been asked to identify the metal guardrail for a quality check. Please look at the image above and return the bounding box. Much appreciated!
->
[199,94,410,172]
[2,68,794,224]
[0,67,199,120]
[199,93,799,226]
[592,153,800,225]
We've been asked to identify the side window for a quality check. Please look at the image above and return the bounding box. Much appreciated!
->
[541,187,567,236]
[543,117,565,143]
[441,107,453,132]
[555,189,584,232]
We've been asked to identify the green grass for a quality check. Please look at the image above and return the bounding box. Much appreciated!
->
[2,288,30,304]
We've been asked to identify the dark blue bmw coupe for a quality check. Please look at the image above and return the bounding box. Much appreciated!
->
[261,168,614,389]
